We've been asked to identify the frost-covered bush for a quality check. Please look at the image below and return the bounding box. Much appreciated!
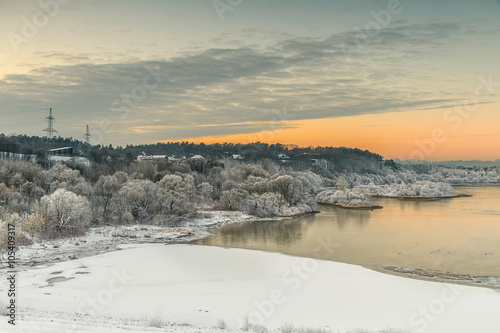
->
[198,182,214,206]
[219,188,250,211]
[40,188,91,235]
[20,182,45,203]
[367,181,456,198]
[111,176,197,221]
[92,175,123,218]
[217,163,318,216]
[436,167,499,184]
[316,188,374,207]
[242,192,285,217]
[111,179,160,219]
[159,174,184,192]
[268,175,304,205]
[290,171,324,194]
[158,190,196,217]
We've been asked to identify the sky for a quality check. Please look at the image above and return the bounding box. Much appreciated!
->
[0,0,499,161]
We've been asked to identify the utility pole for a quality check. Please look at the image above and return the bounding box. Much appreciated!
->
[83,125,92,143]
[43,108,58,139]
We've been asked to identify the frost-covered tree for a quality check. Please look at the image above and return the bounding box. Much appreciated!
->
[366,181,457,198]
[0,183,11,205]
[198,182,214,206]
[316,188,374,207]
[336,176,348,191]
[49,162,89,195]
[242,192,285,217]
[92,175,122,217]
[158,189,195,217]
[159,174,184,192]
[40,189,91,234]
[20,182,45,204]
[269,175,304,205]
[219,188,250,211]
[111,179,160,219]
[291,171,324,194]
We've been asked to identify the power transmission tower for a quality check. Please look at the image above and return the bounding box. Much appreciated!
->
[83,125,92,143]
[43,108,58,138]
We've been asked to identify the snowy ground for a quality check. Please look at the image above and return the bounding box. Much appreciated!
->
[0,211,257,270]
[2,244,500,333]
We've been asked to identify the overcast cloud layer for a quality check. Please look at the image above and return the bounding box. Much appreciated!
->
[1,0,499,145]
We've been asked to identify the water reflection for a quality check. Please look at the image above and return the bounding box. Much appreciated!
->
[316,204,371,229]
[197,187,500,276]
[197,218,305,246]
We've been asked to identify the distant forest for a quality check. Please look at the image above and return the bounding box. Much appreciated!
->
[0,134,394,175]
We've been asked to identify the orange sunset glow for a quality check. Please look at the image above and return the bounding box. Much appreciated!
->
[177,101,500,161]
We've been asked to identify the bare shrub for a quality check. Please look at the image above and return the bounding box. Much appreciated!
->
[280,322,295,333]
[216,319,227,330]
[145,310,165,328]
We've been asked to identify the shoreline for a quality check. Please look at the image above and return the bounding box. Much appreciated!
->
[381,265,500,290]
[317,202,383,210]
[3,207,499,292]
[371,193,472,201]
[0,210,309,271]
[0,211,259,271]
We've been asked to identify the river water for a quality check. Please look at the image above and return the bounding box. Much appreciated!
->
[196,186,500,277]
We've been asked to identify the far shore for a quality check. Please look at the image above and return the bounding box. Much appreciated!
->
[371,192,472,201]
[318,203,383,210]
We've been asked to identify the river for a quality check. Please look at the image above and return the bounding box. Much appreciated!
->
[196,186,500,278]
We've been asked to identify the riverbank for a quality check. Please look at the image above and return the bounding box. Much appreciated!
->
[371,193,472,201]
[319,203,383,210]
[382,265,500,290]
[0,211,259,270]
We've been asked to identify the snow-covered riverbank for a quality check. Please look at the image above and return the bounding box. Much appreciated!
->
[0,211,257,270]
[1,244,500,333]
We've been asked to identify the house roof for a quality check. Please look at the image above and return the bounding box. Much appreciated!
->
[47,147,73,152]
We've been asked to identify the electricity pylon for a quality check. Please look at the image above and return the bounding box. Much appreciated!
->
[43,108,58,138]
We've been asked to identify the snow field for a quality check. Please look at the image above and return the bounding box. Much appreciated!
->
[1,244,500,332]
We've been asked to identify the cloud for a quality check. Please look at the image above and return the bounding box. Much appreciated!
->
[0,20,495,144]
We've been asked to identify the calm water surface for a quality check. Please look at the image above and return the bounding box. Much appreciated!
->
[196,186,500,276]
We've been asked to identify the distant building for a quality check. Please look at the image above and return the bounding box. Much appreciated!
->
[278,154,290,160]
[49,155,90,167]
[47,147,73,157]
[232,154,245,160]
[47,147,90,167]
[137,154,168,161]
[0,152,37,162]
[190,155,205,160]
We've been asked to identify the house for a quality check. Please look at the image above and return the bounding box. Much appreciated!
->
[137,153,168,161]
[190,155,205,160]
[232,154,245,160]
[278,154,290,160]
